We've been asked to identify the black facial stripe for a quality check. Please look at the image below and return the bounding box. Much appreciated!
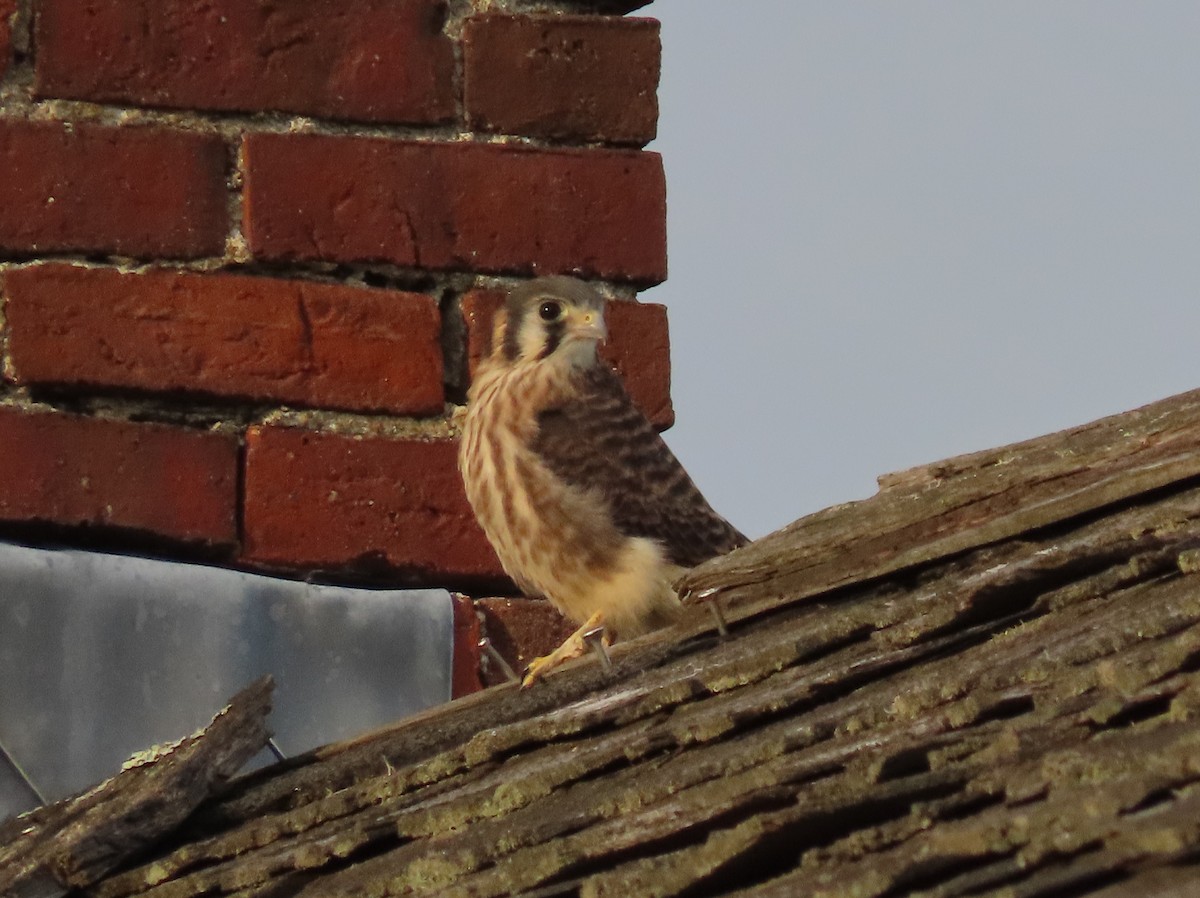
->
[538,318,566,360]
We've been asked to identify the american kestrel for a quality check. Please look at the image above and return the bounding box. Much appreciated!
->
[459,276,747,686]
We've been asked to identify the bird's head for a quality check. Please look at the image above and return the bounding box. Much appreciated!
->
[501,276,608,368]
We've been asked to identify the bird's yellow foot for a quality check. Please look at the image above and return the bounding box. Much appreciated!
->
[521,612,606,688]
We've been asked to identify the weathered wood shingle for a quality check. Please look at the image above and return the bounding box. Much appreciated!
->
[10,389,1200,898]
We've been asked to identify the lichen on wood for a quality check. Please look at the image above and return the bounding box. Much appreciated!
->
[0,676,273,896]
[12,390,1200,897]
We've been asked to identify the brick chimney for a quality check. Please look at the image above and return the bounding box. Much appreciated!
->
[0,0,668,692]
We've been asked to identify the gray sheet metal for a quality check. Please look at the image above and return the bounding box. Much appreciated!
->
[0,542,454,819]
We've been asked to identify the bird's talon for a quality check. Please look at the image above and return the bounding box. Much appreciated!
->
[520,659,548,689]
[520,642,581,688]
[519,612,605,687]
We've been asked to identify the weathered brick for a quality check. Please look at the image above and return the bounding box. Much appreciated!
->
[451,594,484,697]
[0,0,16,78]
[5,264,444,416]
[561,0,653,11]
[477,597,574,688]
[36,0,455,125]
[461,288,673,428]
[0,407,237,545]
[243,134,667,285]
[242,427,505,583]
[460,289,504,378]
[464,15,659,145]
[0,121,227,258]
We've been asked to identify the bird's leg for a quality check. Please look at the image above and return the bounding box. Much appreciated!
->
[522,610,606,688]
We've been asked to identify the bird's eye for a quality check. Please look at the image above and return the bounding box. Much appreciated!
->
[538,301,563,322]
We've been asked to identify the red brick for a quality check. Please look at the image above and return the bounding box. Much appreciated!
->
[461,288,674,428]
[5,264,444,416]
[242,427,505,583]
[464,15,659,145]
[35,0,455,125]
[477,597,573,687]
[0,407,237,545]
[460,289,505,379]
[602,299,673,429]
[0,0,16,78]
[243,134,667,285]
[451,594,484,697]
[0,121,227,258]
[562,0,653,11]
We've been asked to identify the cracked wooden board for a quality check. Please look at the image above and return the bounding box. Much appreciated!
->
[94,510,1200,897]
[0,676,272,896]
[680,387,1200,615]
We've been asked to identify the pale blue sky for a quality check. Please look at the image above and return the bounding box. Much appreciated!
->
[648,2,1200,539]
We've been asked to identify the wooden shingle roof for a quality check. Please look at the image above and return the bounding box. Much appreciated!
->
[8,389,1200,898]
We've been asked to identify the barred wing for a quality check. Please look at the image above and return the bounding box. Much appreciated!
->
[531,365,747,568]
